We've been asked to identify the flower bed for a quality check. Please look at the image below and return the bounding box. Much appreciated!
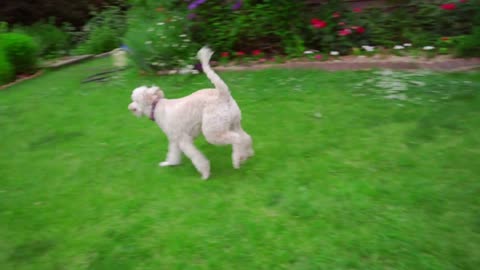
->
[121,0,479,72]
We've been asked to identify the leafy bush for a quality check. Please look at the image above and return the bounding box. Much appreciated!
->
[123,0,479,67]
[12,19,72,59]
[187,0,307,56]
[0,21,8,33]
[124,8,196,71]
[74,5,127,54]
[0,50,14,84]
[0,33,38,74]
[305,0,479,53]
[125,0,307,70]
[455,27,480,57]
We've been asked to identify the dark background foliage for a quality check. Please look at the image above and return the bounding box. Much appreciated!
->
[0,0,126,27]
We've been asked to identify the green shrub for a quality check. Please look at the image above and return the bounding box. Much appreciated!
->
[13,19,72,59]
[188,0,307,56]
[455,27,480,57]
[0,33,38,74]
[123,0,479,66]
[0,21,8,33]
[73,5,127,54]
[74,26,119,54]
[0,50,14,84]
[124,10,196,71]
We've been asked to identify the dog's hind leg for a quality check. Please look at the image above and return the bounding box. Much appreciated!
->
[204,130,246,169]
[179,138,210,180]
[159,141,182,167]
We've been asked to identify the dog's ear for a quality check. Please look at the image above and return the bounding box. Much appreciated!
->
[146,86,164,103]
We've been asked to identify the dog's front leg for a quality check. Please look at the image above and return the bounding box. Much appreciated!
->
[159,141,182,167]
[179,138,210,180]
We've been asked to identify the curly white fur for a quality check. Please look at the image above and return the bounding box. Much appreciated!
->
[128,46,253,180]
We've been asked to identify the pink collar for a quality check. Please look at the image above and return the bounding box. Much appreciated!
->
[150,99,160,121]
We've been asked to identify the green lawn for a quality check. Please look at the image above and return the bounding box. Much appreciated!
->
[1,58,480,270]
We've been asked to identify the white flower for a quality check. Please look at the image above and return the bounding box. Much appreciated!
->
[330,51,339,56]
[179,34,187,38]
[157,22,165,26]
[168,70,177,75]
[145,41,152,45]
[147,28,154,32]
[304,50,315,55]
[403,43,412,47]
[423,46,435,50]
[394,45,405,50]
[191,70,199,74]
[179,69,190,75]
[362,45,375,52]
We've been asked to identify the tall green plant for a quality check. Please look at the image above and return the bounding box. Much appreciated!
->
[0,33,38,74]
[12,18,72,59]
[74,5,127,54]
[124,5,197,71]
[0,49,14,84]
[187,0,307,56]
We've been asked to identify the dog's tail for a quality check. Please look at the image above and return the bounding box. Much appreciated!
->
[197,46,230,100]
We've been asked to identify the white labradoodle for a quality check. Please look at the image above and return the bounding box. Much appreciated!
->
[128,46,253,179]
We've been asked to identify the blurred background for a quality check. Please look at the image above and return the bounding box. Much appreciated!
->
[1,0,479,82]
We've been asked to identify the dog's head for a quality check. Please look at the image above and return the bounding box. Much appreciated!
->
[128,85,164,117]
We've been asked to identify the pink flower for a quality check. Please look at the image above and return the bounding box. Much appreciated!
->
[441,3,456,10]
[221,52,229,57]
[259,58,267,63]
[252,49,262,56]
[338,22,346,26]
[315,54,322,60]
[353,8,362,13]
[311,18,327,28]
[356,26,365,34]
[236,51,245,56]
[338,28,352,36]
[333,12,341,18]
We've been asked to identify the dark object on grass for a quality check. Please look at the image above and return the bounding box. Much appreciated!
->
[81,66,129,83]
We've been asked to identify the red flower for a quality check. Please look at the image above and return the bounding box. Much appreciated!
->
[221,52,229,57]
[236,51,245,56]
[441,37,450,41]
[315,54,322,60]
[356,26,365,34]
[311,18,327,28]
[353,8,362,13]
[252,49,262,56]
[333,12,341,18]
[441,3,456,10]
[338,28,352,36]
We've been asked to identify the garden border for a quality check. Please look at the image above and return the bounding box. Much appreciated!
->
[0,70,44,90]
[2,55,479,91]
[210,57,480,73]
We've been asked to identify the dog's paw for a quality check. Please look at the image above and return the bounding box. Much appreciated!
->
[201,171,210,180]
[159,161,173,167]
